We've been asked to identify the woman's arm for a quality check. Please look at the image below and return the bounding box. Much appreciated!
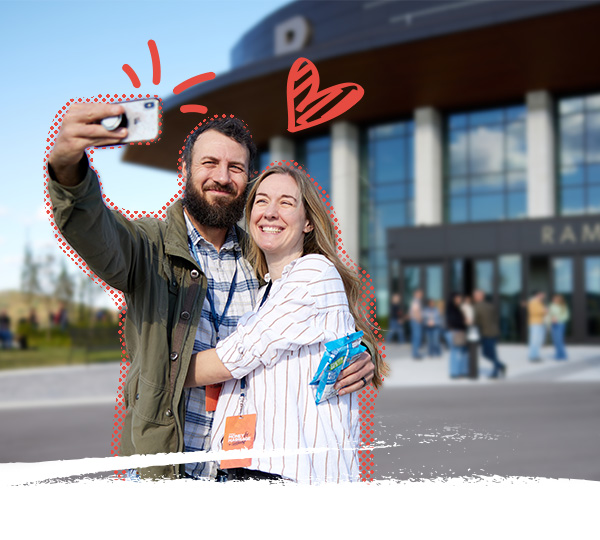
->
[184,349,234,388]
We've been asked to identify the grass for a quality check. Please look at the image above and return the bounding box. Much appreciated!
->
[0,346,122,371]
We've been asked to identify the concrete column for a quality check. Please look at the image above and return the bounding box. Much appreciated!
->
[527,90,556,217]
[331,121,360,263]
[268,136,295,162]
[414,107,443,225]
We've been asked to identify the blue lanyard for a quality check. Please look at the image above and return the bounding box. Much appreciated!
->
[188,237,238,341]
[240,279,273,394]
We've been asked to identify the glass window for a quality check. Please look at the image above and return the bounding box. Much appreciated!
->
[445,105,527,223]
[257,150,271,173]
[298,135,331,195]
[470,193,504,222]
[403,265,420,306]
[585,257,600,337]
[450,259,464,294]
[499,255,522,342]
[558,92,600,215]
[361,120,415,318]
[552,257,573,337]
[475,260,494,296]
[425,265,443,301]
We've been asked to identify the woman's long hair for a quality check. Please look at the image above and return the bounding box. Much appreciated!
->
[245,165,387,388]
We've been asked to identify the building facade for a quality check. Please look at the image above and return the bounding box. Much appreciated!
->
[125,0,600,343]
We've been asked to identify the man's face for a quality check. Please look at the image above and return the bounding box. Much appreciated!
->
[473,291,483,303]
[182,130,250,229]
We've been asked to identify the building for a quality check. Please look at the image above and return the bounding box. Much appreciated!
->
[124,0,600,343]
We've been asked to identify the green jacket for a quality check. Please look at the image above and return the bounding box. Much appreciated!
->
[48,164,249,479]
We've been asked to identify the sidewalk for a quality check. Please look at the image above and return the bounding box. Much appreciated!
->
[0,363,121,409]
[382,341,600,387]
[1,341,599,409]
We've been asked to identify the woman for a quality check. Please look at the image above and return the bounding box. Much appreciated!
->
[184,165,386,483]
[445,292,468,378]
[548,294,569,360]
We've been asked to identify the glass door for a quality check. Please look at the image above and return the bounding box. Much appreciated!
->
[585,256,600,338]
[552,257,574,337]
[499,255,523,342]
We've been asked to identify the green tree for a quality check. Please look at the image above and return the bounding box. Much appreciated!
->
[55,260,75,306]
[21,243,41,309]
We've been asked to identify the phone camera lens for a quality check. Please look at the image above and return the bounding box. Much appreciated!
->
[145,102,155,109]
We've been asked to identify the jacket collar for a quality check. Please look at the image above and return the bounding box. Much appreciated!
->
[164,200,197,264]
[164,200,250,263]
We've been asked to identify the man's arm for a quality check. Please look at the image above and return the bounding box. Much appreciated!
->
[47,103,150,293]
[184,350,233,387]
[335,346,376,396]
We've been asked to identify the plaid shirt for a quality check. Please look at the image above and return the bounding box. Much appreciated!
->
[183,214,259,478]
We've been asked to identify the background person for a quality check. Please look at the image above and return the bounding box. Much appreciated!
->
[461,295,479,379]
[422,298,442,357]
[548,294,570,360]
[527,291,547,362]
[409,289,424,359]
[185,166,386,483]
[387,293,406,344]
[0,310,12,349]
[445,293,468,379]
[473,289,507,378]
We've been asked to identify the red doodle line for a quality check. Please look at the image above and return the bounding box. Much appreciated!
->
[180,104,208,114]
[121,64,141,89]
[148,39,161,85]
[173,72,216,95]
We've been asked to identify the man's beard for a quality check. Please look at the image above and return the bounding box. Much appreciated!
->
[183,177,247,230]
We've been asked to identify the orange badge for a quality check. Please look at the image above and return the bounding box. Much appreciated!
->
[220,414,257,469]
[205,383,222,412]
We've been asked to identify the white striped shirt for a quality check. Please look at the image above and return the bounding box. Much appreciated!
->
[212,254,360,484]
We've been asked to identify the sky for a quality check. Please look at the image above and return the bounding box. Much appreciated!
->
[0,0,290,309]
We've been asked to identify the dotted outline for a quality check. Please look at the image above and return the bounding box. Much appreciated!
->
[43,102,385,482]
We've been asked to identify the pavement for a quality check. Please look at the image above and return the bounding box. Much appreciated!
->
[383,342,600,387]
[0,342,599,409]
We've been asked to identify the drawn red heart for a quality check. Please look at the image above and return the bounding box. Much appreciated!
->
[287,57,364,133]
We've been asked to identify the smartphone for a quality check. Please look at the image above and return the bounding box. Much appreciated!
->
[98,98,160,145]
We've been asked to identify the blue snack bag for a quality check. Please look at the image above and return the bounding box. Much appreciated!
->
[312,331,365,404]
[310,331,363,386]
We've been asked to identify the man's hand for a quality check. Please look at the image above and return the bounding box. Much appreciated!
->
[48,103,127,186]
[335,351,375,396]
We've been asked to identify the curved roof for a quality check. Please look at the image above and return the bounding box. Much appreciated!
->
[124,0,600,171]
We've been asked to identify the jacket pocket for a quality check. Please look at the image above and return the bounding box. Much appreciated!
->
[131,375,174,427]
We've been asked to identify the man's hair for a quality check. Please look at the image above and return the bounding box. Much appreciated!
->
[182,116,257,176]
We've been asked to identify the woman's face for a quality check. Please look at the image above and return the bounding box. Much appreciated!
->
[250,173,313,264]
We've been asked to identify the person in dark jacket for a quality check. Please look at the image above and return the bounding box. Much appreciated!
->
[473,289,507,378]
[387,293,406,344]
[445,292,468,378]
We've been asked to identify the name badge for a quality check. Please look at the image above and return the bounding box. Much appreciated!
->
[220,413,257,469]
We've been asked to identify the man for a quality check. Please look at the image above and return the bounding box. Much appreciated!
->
[387,293,405,344]
[527,291,547,362]
[473,289,506,379]
[47,102,375,479]
[409,289,423,359]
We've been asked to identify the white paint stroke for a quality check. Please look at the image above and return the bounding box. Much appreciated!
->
[0,441,390,486]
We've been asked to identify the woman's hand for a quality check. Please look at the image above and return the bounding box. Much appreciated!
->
[335,351,375,396]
